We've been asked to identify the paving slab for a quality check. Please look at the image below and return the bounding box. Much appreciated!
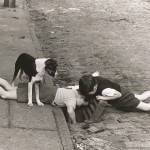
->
[10,101,57,130]
[0,99,9,127]
[0,8,35,56]
[0,127,63,150]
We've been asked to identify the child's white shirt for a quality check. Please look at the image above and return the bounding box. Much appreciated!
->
[102,88,117,96]
[52,88,84,110]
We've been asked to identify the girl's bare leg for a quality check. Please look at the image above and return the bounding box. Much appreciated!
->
[136,101,150,111]
[0,87,17,100]
[0,78,17,91]
[134,91,150,101]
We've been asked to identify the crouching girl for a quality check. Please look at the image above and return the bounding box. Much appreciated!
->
[79,72,150,112]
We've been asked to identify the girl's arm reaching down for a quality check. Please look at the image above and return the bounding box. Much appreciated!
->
[67,106,76,124]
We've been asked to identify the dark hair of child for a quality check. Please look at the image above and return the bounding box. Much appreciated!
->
[79,73,97,96]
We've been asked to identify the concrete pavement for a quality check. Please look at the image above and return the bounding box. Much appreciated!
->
[0,0,74,149]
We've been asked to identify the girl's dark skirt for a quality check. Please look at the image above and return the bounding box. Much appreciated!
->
[107,87,140,111]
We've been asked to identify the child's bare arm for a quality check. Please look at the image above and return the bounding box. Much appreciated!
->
[96,90,122,101]
[67,106,76,124]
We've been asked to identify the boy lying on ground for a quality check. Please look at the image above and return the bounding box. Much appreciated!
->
[79,72,150,112]
[0,77,88,124]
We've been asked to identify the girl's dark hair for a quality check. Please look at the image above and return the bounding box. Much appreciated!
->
[79,73,97,96]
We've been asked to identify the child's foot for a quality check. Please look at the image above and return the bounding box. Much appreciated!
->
[142,91,150,98]
[135,91,150,101]
[0,86,7,99]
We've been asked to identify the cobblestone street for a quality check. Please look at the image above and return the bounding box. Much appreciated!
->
[27,0,150,149]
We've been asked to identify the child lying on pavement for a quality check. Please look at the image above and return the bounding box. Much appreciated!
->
[0,77,88,124]
[79,71,150,112]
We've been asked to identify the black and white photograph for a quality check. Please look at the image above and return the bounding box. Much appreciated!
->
[0,0,150,149]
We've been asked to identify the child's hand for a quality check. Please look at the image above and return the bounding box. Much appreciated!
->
[96,95,104,100]
[68,123,79,131]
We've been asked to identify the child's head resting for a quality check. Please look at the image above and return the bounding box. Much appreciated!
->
[79,73,98,96]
